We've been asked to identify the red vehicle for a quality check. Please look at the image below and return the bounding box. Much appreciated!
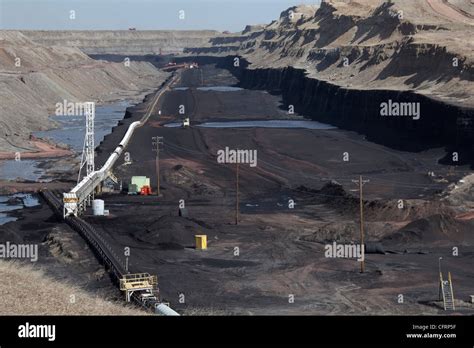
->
[140,186,152,196]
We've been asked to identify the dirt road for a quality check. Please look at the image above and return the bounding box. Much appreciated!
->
[0,138,72,160]
[426,0,473,23]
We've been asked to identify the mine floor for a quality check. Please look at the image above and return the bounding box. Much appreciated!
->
[3,64,473,315]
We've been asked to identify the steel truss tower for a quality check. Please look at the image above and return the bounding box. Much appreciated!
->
[78,102,96,206]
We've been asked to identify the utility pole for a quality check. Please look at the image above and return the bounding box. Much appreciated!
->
[438,257,443,300]
[352,175,369,273]
[235,163,239,225]
[152,136,164,196]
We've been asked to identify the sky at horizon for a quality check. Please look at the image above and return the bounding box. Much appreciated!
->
[0,0,321,32]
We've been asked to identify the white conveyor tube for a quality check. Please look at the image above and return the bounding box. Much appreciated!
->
[155,303,180,316]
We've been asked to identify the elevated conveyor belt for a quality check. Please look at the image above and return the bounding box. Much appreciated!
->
[63,74,178,217]
[41,190,179,315]
[45,73,182,315]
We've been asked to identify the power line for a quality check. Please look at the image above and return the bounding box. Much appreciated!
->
[159,141,460,190]
[235,163,239,225]
[352,176,369,274]
[152,136,164,196]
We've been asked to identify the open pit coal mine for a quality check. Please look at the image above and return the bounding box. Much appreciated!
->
[2,55,472,318]
[114,53,474,164]
[1,0,474,345]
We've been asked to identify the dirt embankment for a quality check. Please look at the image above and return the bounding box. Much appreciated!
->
[0,136,73,160]
[185,0,473,108]
[21,30,219,56]
[180,1,474,165]
[0,31,170,154]
[0,260,145,315]
[236,63,474,165]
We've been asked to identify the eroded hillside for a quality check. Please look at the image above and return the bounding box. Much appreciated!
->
[0,31,169,153]
[21,30,219,55]
[185,0,474,108]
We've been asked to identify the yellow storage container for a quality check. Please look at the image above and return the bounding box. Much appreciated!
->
[195,235,207,250]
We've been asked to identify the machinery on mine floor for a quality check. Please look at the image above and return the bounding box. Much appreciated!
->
[62,74,178,217]
[52,76,182,315]
[128,176,151,195]
[43,190,179,315]
[439,271,456,310]
[140,186,152,195]
[63,119,143,216]
[182,117,190,128]
[120,273,158,303]
[162,62,199,72]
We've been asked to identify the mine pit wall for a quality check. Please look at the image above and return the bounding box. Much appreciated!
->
[21,30,219,56]
[238,67,474,154]
[176,55,474,166]
[96,52,473,166]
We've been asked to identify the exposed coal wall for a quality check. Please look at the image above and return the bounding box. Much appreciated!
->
[94,54,474,166]
[238,66,474,156]
[211,56,473,166]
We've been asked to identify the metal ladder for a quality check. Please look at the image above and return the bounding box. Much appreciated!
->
[439,272,455,310]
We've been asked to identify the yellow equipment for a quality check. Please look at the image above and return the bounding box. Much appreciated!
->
[439,271,455,310]
[195,235,207,250]
[120,273,158,302]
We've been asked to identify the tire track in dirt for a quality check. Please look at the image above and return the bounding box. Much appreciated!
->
[426,0,473,23]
